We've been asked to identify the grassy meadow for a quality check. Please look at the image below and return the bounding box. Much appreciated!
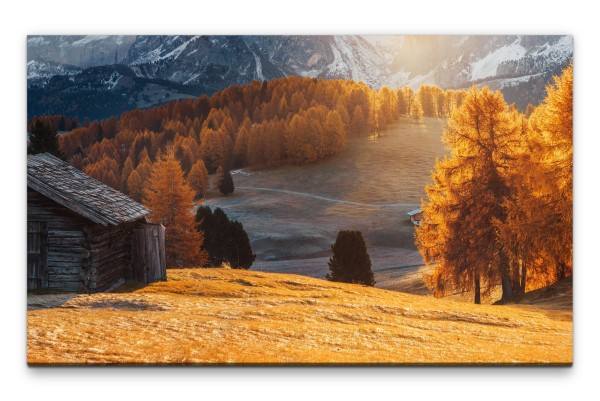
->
[27,268,572,365]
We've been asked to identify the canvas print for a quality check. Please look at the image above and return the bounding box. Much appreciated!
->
[26,35,573,365]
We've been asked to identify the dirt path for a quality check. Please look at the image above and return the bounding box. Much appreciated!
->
[237,186,420,208]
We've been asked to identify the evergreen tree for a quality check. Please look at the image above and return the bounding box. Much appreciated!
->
[195,206,255,269]
[28,120,65,160]
[195,206,224,266]
[218,169,235,195]
[143,148,207,267]
[326,230,375,286]
[227,221,255,269]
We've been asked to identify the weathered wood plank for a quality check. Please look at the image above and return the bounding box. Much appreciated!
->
[28,185,144,293]
[48,281,81,291]
[27,221,48,290]
[132,224,166,283]
[48,273,81,282]
[48,254,84,262]
[47,230,85,238]
[49,237,86,245]
[48,260,83,268]
[47,265,81,275]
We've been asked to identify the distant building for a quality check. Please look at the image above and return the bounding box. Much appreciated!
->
[27,153,166,292]
[407,208,423,226]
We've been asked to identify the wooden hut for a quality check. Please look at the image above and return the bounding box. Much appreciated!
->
[27,153,166,292]
[407,208,423,226]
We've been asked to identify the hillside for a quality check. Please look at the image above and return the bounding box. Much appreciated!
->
[205,116,446,289]
[510,276,573,311]
[27,268,572,365]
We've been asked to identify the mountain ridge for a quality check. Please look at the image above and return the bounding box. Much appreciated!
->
[27,35,573,120]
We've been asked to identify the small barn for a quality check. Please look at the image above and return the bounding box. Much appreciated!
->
[407,208,423,226]
[27,153,166,292]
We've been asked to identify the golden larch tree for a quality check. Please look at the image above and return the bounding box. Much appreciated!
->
[416,86,521,303]
[187,159,210,198]
[411,98,424,122]
[126,170,143,202]
[143,148,207,267]
[120,157,134,192]
[498,64,573,289]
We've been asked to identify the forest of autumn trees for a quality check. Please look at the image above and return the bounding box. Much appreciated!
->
[416,64,573,304]
[27,69,570,292]
[27,76,467,273]
[26,77,466,202]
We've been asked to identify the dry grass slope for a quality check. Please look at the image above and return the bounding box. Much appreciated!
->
[27,269,572,365]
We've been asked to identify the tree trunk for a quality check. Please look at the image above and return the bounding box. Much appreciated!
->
[499,250,513,303]
[474,274,481,304]
[557,261,567,281]
[501,275,513,303]
[521,261,527,294]
[511,261,521,295]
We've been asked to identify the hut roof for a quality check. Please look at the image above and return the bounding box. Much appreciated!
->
[27,153,150,226]
[407,208,422,216]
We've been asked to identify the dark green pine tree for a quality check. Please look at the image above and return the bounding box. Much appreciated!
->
[218,169,235,195]
[227,221,255,270]
[195,206,254,269]
[211,208,232,265]
[195,206,222,266]
[28,120,65,160]
[326,230,375,286]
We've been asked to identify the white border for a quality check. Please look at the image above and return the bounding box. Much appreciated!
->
[3,1,598,400]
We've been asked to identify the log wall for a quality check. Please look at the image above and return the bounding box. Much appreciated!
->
[27,189,143,292]
[28,189,88,291]
[84,223,136,291]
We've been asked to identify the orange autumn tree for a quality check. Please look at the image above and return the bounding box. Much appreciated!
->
[497,64,573,290]
[416,86,522,304]
[187,159,210,198]
[526,63,573,281]
[411,98,424,122]
[143,148,207,267]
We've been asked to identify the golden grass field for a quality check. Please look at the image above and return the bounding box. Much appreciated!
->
[27,268,572,365]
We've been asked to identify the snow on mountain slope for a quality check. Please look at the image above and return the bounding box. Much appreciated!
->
[327,36,384,86]
[71,35,111,47]
[27,35,136,68]
[470,39,527,80]
[27,59,81,81]
[27,35,573,119]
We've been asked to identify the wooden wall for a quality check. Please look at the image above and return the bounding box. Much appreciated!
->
[85,222,136,291]
[27,189,143,292]
[27,189,88,291]
[132,223,166,283]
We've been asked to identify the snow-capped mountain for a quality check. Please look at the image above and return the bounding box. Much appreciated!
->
[27,35,573,120]
[27,59,81,82]
[27,35,136,68]
[379,35,573,90]
[121,35,385,91]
